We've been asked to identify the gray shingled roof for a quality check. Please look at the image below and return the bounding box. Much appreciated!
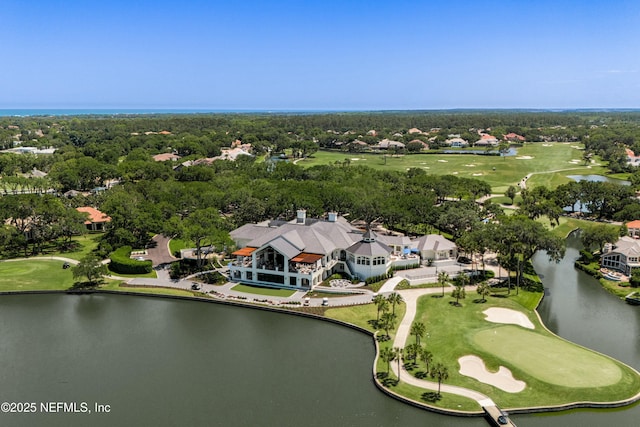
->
[603,236,640,258]
[414,234,456,252]
[346,239,392,257]
[270,236,304,259]
[233,216,362,255]
[377,234,412,247]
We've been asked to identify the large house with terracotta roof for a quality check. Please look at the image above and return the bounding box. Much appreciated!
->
[475,134,499,146]
[503,133,526,142]
[228,210,457,290]
[76,207,111,231]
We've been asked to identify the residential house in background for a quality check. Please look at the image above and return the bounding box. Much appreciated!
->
[475,134,499,146]
[76,207,111,231]
[374,139,405,150]
[601,236,640,275]
[444,135,469,147]
[626,148,640,167]
[153,153,182,162]
[503,132,526,142]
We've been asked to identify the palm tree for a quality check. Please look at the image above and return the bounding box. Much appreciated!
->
[380,347,395,374]
[419,348,433,374]
[404,343,420,365]
[451,284,466,306]
[373,294,386,324]
[438,271,449,297]
[375,297,389,327]
[380,312,396,337]
[410,321,426,346]
[458,272,470,287]
[393,347,403,382]
[386,292,403,317]
[477,282,491,302]
[430,363,449,396]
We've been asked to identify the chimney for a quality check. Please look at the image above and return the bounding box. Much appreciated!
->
[296,209,306,224]
[327,212,337,222]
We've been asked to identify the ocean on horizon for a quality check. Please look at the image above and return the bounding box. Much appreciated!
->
[0,108,349,117]
[0,109,263,117]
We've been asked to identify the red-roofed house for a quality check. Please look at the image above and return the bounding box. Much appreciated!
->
[627,220,640,238]
[475,134,499,146]
[503,132,526,142]
[76,207,111,231]
[626,148,640,166]
[153,153,182,162]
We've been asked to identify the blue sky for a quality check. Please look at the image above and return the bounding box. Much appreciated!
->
[1,0,639,110]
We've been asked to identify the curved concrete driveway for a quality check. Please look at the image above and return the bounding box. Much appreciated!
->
[145,234,177,266]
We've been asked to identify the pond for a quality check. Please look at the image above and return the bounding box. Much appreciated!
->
[566,175,630,185]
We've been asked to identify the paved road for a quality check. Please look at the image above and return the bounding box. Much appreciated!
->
[145,234,177,266]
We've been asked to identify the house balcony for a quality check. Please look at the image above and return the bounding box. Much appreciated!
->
[288,262,320,275]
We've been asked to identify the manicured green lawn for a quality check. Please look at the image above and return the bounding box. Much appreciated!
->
[106,265,158,279]
[546,216,596,238]
[231,283,296,297]
[168,238,193,256]
[474,325,622,387]
[0,260,75,291]
[300,144,607,192]
[326,302,406,333]
[411,292,640,409]
[101,282,203,297]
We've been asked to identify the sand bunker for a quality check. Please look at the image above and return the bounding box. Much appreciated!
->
[350,158,365,161]
[542,143,553,147]
[516,156,534,160]
[483,308,534,329]
[472,173,483,176]
[438,159,448,163]
[569,160,580,164]
[464,164,476,167]
[452,171,458,175]
[459,355,526,393]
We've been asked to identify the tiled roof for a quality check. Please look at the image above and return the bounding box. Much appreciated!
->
[76,207,111,224]
[626,220,640,229]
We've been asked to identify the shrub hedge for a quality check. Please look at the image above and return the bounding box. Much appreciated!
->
[109,246,153,274]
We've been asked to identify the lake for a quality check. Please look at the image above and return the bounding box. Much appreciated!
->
[0,235,638,426]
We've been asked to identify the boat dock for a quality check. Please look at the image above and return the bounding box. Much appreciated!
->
[480,399,517,427]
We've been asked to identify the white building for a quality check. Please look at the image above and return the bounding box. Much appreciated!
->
[228,210,457,290]
[601,236,640,275]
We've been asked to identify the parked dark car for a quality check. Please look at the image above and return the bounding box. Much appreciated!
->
[457,256,472,264]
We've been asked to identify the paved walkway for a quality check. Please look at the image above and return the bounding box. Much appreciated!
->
[390,287,492,405]
[377,276,404,294]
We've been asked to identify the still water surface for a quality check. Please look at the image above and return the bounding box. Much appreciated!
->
[0,234,638,426]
